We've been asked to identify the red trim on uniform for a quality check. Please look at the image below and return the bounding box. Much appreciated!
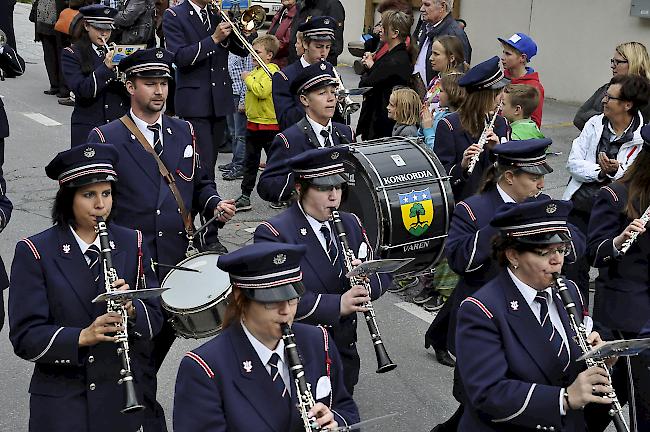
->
[59,168,117,185]
[318,326,333,408]
[92,127,106,143]
[442,117,453,131]
[626,145,639,161]
[458,201,476,222]
[462,297,493,319]
[278,71,288,81]
[136,230,144,287]
[278,133,289,149]
[63,47,74,53]
[602,186,618,202]
[185,352,214,378]
[260,221,279,237]
[234,273,303,289]
[20,238,41,260]
[166,8,177,16]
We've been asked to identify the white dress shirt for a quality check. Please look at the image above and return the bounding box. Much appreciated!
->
[70,227,101,265]
[241,321,291,395]
[496,183,517,204]
[188,0,211,28]
[306,115,334,147]
[130,109,164,149]
[299,202,333,253]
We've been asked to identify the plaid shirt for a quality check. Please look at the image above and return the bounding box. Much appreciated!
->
[101,0,121,11]
[228,52,253,108]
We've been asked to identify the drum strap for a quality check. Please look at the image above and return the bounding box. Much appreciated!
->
[119,115,195,239]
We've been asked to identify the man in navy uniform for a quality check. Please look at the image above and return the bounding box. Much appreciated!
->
[173,242,360,430]
[255,146,391,394]
[87,50,236,426]
[162,0,250,180]
[258,60,353,204]
[273,16,337,131]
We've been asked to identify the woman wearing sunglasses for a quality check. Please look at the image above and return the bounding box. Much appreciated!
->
[254,146,391,396]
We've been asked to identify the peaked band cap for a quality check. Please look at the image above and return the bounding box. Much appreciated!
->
[493,138,553,175]
[298,16,337,41]
[217,243,307,303]
[491,197,573,245]
[459,56,509,92]
[45,143,119,188]
[289,146,349,186]
[290,60,338,95]
[80,5,117,30]
[119,48,173,78]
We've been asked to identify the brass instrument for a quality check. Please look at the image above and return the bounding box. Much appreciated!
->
[209,1,272,77]
[466,99,503,175]
[331,66,360,123]
[329,210,397,373]
[281,323,322,431]
[96,216,145,414]
[552,273,629,432]
[619,204,650,255]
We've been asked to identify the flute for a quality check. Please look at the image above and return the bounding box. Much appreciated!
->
[466,99,503,175]
[619,204,650,255]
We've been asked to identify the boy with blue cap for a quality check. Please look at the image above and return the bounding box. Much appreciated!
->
[173,242,359,431]
[499,32,545,128]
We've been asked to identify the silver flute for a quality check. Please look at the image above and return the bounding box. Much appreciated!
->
[619,204,650,255]
[552,273,629,432]
[466,99,503,175]
[96,217,145,413]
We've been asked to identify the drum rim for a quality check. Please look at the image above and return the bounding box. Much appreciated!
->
[162,286,232,313]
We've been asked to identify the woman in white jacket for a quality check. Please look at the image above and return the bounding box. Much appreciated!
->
[563,73,649,305]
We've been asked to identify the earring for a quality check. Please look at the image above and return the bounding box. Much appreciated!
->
[512,263,518,269]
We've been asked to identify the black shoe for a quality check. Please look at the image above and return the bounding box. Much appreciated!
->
[218,163,232,172]
[386,276,419,293]
[423,294,444,312]
[413,286,435,304]
[204,239,228,255]
[57,97,75,106]
[435,349,455,367]
[44,88,59,95]
[222,170,243,181]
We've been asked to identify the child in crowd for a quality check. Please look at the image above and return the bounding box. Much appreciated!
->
[221,52,254,180]
[498,32,545,127]
[420,71,466,150]
[501,83,544,140]
[234,34,281,212]
[387,87,421,137]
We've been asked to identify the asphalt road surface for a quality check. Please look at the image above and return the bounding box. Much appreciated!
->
[0,4,618,431]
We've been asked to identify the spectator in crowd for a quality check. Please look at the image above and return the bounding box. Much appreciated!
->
[574,41,650,130]
[221,52,253,181]
[414,0,471,91]
[0,0,17,50]
[387,87,421,137]
[501,83,544,140]
[499,32,545,128]
[420,71,465,150]
[562,73,650,303]
[288,0,345,65]
[356,10,414,140]
[267,0,298,68]
[423,35,467,113]
[36,0,71,102]
[113,0,156,46]
[234,35,281,212]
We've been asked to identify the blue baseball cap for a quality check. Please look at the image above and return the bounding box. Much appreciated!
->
[498,33,538,60]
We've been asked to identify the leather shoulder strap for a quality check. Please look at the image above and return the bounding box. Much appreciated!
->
[119,115,194,236]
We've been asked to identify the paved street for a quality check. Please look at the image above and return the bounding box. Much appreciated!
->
[0,4,609,431]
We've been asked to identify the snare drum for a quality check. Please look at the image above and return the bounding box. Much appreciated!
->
[161,252,231,339]
[340,137,454,276]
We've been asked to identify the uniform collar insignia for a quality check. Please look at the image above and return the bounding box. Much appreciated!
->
[63,244,71,254]
[300,227,307,236]
[167,127,172,135]
[109,240,116,250]
[510,300,519,311]
[242,360,253,373]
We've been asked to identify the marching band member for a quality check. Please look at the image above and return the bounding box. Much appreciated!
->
[254,146,391,395]
[173,242,360,431]
[426,139,586,431]
[456,198,612,431]
[258,61,353,204]
[8,144,162,432]
[162,0,250,181]
[61,5,129,148]
[586,123,650,431]
[433,56,509,201]
[87,49,236,428]
[272,16,338,131]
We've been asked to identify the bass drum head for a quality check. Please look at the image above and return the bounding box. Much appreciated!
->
[341,138,454,276]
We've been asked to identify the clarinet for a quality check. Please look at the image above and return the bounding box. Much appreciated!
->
[466,99,503,175]
[96,217,145,414]
[281,323,322,432]
[619,204,650,255]
[329,210,397,373]
[552,273,629,432]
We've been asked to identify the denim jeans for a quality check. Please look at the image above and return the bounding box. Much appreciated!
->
[225,94,247,172]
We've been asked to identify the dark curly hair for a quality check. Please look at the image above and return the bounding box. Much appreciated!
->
[609,74,650,115]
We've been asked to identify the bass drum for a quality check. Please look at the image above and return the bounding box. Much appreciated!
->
[340,137,454,276]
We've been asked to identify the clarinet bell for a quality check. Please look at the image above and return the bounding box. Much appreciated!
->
[375,343,397,373]
[121,379,145,414]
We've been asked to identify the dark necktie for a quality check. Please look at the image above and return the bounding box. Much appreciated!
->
[85,244,101,285]
[320,224,342,277]
[268,353,290,402]
[320,128,333,147]
[147,124,163,156]
[200,8,210,32]
[535,292,570,371]
[97,45,108,58]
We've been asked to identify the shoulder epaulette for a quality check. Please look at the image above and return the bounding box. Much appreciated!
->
[458,201,477,222]
[185,351,214,378]
[63,47,74,54]
[259,221,279,237]
[601,186,618,202]
[166,8,177,16]
[461,296,493,319]
[441,117,453,131]
[91,127,106,143]
[20,238,41,260]
[277,71,288,81]
[278,133,289,149]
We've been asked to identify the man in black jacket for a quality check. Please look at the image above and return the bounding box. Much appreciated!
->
[288,0,344,65]
[414,0,471,88]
